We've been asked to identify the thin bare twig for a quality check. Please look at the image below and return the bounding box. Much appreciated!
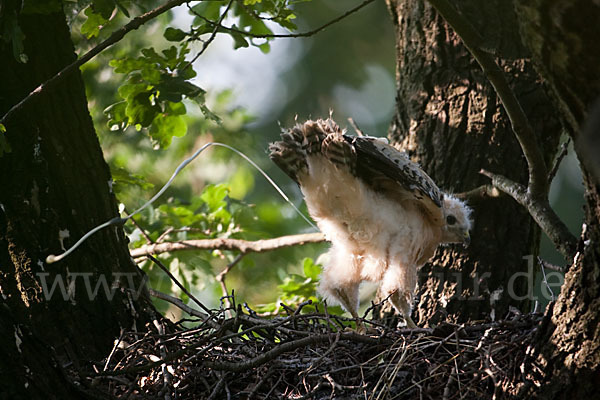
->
[146,254,212,314]
[537,257,565,273]
[548,138,571,183]
[455,184,501,202]
[131,232,326,258]
[0,0,189,126]
[123,207,154,244]
[153,319,173,400]
[480,169,577,258]
[184,0,234,69]
[348,118,365,137]
[148,288,222,330]
[216,253,245,314]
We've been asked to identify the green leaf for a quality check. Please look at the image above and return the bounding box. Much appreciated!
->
[200,184,229,212]
[104,101,128,129]
[162,46,179,68]
[110,166,154,194]
[230,25,249,49]
[165,101,187,116]
[140,48,167,68]
[190,1,225,22]
[258,42,270,54]
[156,77,205,101]
[125,92,159,127]
[81,6,108,38]
[140,65,161,85]
[164,27,187,42]
[149,114,187,148]
[110,58,147,74]
[117,82,147,100]
[303,258,321,280]
[92,0,116,19]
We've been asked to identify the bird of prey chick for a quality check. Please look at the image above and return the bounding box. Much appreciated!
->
[269,118,472,328]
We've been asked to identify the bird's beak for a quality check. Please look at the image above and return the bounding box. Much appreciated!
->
[463,232,471,248]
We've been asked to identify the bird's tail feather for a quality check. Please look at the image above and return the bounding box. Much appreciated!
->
[269,118,355,181]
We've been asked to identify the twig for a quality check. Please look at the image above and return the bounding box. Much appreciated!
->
[146,254,212,314]
[184,0,234,69]
[201,332,378,372]
[156,227,175,244]
[123,207,154,244]
[216,254,245,316]
[189,0,376,39]
[536,257,565,273]
[148,288,221,330]
[131,232,325,258]
[537,258,555,301]
[480,169,577,258]
[0,0,188,126]
[153,319,173,400]
[207,372,229,400]
[454,184,501,202]
[103,329,125,372]
[548,138,571,183]
[300,331,341,376]
[348,118,365,137]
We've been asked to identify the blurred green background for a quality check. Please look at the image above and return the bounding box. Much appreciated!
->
[75,0,582,318]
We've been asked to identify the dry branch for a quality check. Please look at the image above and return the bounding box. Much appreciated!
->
[480,169,577,257]
[130,232,326,258]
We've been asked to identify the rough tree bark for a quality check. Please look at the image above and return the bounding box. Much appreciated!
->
[514,1,600,398]
[0,7,156,397]
[384,0,562,326]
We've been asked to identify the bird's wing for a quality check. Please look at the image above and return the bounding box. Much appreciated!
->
[269,118,445,225]
[346,135,444,225]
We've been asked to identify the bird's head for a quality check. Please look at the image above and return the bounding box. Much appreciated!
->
[440,195,472,247]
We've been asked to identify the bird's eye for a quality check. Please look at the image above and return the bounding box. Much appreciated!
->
[446,215,457,225]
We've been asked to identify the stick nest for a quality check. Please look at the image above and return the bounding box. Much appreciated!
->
[81,301,542,399]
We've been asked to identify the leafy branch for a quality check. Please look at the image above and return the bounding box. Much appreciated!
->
[188,0,377,40]
[0,0,189,127]
[425,0,577,259]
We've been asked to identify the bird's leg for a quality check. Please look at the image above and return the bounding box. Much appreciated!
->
[333,287,365,333]
[389,290,417,328]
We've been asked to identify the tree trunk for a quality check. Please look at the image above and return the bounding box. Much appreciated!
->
[514,1,600,397]
[384,0,562,326]
[0,8,155,396]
